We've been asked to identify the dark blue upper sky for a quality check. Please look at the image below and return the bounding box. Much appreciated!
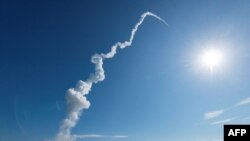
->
[1,0,250,141]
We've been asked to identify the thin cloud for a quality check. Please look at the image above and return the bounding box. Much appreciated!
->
[73,134,105,138]
[204,110,224,120]
[72,134,128,139]
[211,118,234,125]
[204,97,250,122]
[241,116,250,121]
[112,136,128,138]
[235,97,250,107]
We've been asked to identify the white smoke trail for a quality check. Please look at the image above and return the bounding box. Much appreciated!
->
[54,11,167,141]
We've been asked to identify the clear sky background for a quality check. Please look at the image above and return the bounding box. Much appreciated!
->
[1,0,250,141]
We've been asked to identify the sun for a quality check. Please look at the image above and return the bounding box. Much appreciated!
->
[201,49,223,72]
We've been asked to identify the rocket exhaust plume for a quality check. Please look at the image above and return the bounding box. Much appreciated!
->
[54,11,167,141]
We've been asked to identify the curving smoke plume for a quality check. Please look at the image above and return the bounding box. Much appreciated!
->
[54,11,167,141]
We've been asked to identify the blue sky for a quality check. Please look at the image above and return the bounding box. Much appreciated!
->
[1,0,250,141]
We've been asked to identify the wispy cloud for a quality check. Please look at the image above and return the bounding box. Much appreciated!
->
[73,134,105,138]
[235,97,250,107]
[204,110,224,120]
[111,136,128,138]
[204,97,250,122]
[72,134,128,139]
[241,116,250,121]
[211,118,234,125]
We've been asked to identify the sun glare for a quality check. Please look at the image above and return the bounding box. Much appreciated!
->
[201,49,223,72]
